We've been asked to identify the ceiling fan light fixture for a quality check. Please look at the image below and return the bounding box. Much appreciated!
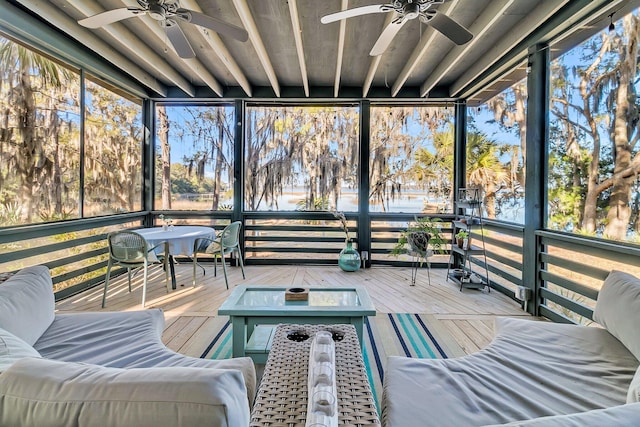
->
[77,0,248,58]
[321,0,473,56]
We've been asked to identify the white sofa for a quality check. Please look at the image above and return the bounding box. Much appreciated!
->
[0,265,256,427]
[381,270,640,426]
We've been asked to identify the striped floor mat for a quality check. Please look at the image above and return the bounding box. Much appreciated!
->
[201,313,464,408]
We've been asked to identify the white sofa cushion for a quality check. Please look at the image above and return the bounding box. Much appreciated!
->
[0,327,41,373]
[594,270,640,361]
[485,402,640,426]
[34,309,256,403]
[628,367,640,403]
[381,317,638,427]
[0,357,250,427]
[0,266,55,345]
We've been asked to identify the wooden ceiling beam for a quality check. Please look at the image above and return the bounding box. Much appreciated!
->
[16,0,167,97]
[450,0,571,98]
[179,0,252,97]
[288,0,309,97]
[333,0,349,98]
[391,0,461,97]
[233,0,280,97]
[420,0,516,97]
[67,0,196,97]
[363,12,394,98]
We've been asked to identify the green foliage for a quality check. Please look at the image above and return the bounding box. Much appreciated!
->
[0,202,22,226]
[391,217,446,256]
[296,197,329,211]
[39,208,75,223]
[454,230,469,239]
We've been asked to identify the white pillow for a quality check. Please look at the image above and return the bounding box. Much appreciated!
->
[628,366,640,403]
[0,327,41,373]
[593,270,640,361]
[0,265,55,345]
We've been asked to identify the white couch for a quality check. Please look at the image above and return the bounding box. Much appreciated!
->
[0,265,256,427]
[381,270,640,426]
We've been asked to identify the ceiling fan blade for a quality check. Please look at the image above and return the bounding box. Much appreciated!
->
[165,23,196,58]
[428,11,473,45]
[370,18,408,56]
[78,8,143,28]
[321,4,394,24]
[176,9,248,42]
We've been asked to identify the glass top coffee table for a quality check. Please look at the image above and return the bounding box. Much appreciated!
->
[218,285,376,358]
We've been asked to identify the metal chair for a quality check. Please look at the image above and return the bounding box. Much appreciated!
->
[192,221,245,289]
[102,231,169,308]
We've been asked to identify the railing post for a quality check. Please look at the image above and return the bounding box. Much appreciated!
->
[454,101,467,196]
[453,102,467,267]
[524,44,550,316]
[142,98,155,228]
[234,100,245,263]
[358,100,371,267]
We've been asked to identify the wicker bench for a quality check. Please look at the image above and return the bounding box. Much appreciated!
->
[250,323,380,427]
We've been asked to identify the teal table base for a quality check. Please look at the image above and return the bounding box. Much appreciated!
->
[231,315,366,359]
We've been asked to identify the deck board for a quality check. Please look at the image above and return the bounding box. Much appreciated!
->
[56,264,529,356]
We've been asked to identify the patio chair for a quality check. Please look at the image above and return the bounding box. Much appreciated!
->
[102,230,169,308]
[192,221,245,289]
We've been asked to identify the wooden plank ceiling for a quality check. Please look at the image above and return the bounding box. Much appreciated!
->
[9,0,630,103]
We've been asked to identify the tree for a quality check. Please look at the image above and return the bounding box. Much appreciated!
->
[466,132,507,218]
[550,14,640,240]
[370,106,451,212]
[157,105,172,209]
[0,37,78,222]
[84,80,142,214]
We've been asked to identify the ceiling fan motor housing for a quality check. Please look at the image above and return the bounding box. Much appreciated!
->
[148,4,165,20]
[403,2,421,19]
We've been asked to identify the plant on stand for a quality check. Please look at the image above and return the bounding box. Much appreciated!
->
[391,216,445,286]
[392,216,446,259]
[332,211,361,272]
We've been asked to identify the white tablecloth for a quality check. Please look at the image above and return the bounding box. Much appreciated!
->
[135,226,215,257]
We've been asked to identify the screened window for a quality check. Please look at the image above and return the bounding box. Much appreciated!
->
[467,80,527,223]
[244,104,359,211]
[0,36,81,226]
[154,104,235,211]
[548,10,640,242]
[369,105,454,213]
[84,77,143,216]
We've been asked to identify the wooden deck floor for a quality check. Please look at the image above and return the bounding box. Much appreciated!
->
[56,263,530,356]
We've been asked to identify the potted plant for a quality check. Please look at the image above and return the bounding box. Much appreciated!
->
[455,230,469,249]
[392,216,446,259]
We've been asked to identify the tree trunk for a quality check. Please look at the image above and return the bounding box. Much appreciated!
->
[157,105,171,209]
[211,109,224,210]
[17,65,37,221]
[603,16,639,239]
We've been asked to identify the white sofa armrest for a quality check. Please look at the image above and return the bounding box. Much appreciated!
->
[0,358,250,427]
[485,403,640,427]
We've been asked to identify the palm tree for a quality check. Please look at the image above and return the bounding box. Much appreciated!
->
[466,132,507,218]
[0,37,75,221]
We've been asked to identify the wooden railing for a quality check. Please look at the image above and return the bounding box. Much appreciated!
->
[3,210,639,324]
[537,231,640,324]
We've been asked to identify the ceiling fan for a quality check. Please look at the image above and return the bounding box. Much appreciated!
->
[77,0,248,59]
[321,0,473,56]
